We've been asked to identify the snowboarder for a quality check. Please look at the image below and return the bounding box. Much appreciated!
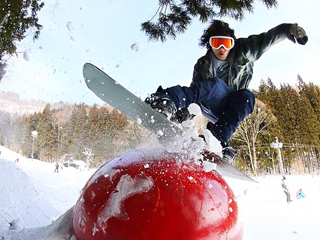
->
[145,20,308,163]
[281,177,292,203]
[54,163,59,173]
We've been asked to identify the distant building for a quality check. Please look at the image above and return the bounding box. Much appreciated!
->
[60,154,86,171]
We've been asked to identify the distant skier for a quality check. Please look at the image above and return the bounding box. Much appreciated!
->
[54,163,59,173]
[296,188,306,199]
[281,177,292,203]
[145,20,308,163]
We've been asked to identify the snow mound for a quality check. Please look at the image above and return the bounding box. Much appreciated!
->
[0,159,59,230]
[0,146,94,239]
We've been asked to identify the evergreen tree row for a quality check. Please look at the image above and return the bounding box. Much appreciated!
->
[0,103,147,167]
[232,76,320,176]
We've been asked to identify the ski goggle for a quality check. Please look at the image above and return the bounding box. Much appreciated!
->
[209,36,235,50]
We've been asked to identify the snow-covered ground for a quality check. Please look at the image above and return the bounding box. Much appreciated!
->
[0,145,319,240]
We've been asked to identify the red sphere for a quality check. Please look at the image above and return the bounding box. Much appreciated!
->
[72,148,243,240]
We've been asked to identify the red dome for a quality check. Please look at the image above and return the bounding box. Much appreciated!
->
[72,148,243,240]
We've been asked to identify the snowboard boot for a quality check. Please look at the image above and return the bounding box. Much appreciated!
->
[145,86,177,120]
[222,146,237,163]
[206,121,237,163]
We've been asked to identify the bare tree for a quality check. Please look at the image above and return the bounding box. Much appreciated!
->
[233,99,276,176]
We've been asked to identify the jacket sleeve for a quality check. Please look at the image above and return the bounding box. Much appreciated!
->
[192,58,205,82]
[239,23,293,62]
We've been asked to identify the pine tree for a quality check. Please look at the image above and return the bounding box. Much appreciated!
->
[142,0,278,41]
[256,78,281,113]
[296,76,320,143]
[297,77,320,146]
[70,104,88,159]
[87,104,100,142]
[36,104,58,161]
[278,84,301,143]
[0,0,44,60]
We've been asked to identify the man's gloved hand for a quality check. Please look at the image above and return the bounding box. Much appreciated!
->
[289,23,308,45]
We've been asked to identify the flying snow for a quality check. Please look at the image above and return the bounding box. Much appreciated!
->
[23,51,30,61]
[181,120,195,128]
[66,21,74,32]
[203,161,217,172]
[130,42,139,52]
[157,130,164,136]
[188,103,202,115]
[203,129,223,154]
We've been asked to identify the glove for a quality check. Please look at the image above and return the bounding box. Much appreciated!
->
[145,86,177,120]
[174,107,195,123]
[289,23,308,45]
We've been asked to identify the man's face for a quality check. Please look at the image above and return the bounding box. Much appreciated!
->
[212,47,230,61]
[209,36,234,60]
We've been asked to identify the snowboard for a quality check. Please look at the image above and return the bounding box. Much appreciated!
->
[83,63,257,183]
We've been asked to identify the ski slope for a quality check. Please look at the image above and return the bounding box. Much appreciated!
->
[0,145,319,239]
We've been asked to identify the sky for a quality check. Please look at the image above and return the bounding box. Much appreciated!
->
[1,0,319,105]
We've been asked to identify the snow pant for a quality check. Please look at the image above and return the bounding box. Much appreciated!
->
[283,189,292,202]
[158,77,255,146]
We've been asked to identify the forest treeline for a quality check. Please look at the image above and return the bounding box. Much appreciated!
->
[0,103,148,167]
[231,76,320,176]
[0,77,319,175]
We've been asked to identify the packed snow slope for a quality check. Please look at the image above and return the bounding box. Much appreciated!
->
[0,145,320,239]
[0,146,95,236]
